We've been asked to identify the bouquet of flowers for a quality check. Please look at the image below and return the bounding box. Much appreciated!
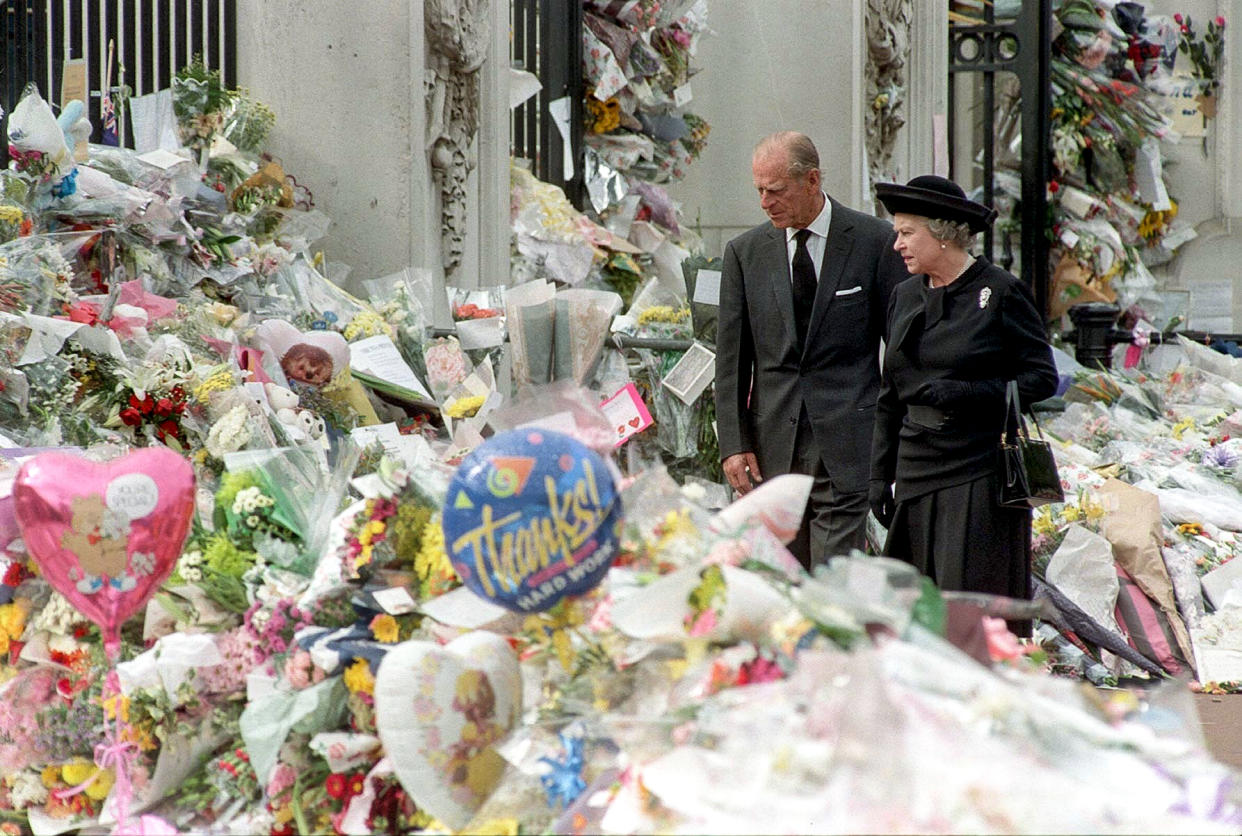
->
[172,55,236,157]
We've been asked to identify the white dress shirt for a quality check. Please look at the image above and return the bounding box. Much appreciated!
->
[784,193,831,282]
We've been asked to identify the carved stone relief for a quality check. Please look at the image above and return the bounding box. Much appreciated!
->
[425,0,490,280]
[865,0,912,187]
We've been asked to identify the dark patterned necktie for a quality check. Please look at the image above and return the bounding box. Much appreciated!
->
[792,228,817,348]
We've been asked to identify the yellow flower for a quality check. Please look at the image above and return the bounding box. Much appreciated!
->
[208,302,239,326]
[343,658,375,695]
[1172,417,1195,440]
[343,311,391,341]
[40,766,61,788]
[414,515,457,596]
[102,694,129,723]
[444,394,487,419]
[60,759,95,786]
[368,520,386,537]
[637,305,691,326]
[85,768,114,801]
[193,368,236,401]
[473,819,520,836]
[0,206,24,223]
[370,613,400,643]
[1178,522,1205,537]
[1032,508,1057,536]
[1060,504,1081,523]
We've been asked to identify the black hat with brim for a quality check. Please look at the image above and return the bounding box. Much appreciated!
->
[875,175,998,233]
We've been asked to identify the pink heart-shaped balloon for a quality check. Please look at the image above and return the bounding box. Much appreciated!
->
[13,448,195,658]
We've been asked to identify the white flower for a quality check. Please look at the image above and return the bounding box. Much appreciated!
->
[250,608,271,633]
[233,486,264,515]
[206,403,254,458]
[250,242,294,278]
[7,770,48,808]
[181,566,203,583]
[28,591,82,636]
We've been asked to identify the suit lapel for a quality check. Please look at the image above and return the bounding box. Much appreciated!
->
[804,201,855,347]
[760,225,798,349]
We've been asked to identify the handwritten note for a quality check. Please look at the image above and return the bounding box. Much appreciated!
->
[349,335,432,400]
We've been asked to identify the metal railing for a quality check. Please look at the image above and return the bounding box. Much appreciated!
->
[1,0,235,161]
[510,0,584,207]
[948,0,1052,319]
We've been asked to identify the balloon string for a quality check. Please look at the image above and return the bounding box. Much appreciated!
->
[53,670,137,830]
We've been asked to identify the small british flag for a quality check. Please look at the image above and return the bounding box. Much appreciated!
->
[100,87,118,146]
[100,39,118,146]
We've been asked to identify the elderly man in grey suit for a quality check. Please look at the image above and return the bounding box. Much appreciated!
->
[715,131,907,568]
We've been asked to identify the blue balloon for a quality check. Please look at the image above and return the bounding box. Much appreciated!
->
[441,429,621,612]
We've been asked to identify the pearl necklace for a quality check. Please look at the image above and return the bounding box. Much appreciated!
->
[929,254,975,289]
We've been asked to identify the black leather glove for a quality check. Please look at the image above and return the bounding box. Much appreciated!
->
[868,480,895,528]
[914,378,1004,409]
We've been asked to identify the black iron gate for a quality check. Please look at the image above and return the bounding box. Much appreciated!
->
[510,0,584,208]
[948,0,1052,318]
[1,0,235,162]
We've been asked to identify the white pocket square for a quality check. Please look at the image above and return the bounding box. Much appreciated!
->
[835,285,863,296]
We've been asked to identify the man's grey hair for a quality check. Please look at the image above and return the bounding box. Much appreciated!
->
[926,217,975,249]
[754,131,821,180]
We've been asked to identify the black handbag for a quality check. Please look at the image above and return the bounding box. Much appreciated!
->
[999,380,1064,508]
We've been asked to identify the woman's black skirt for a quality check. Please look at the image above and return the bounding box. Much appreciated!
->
[883,470,1032,635]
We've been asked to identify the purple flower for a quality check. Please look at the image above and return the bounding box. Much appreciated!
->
[1205,445,1240,469]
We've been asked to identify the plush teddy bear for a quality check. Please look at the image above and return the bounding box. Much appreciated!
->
[264,382,299,412]
[60,494,133,593]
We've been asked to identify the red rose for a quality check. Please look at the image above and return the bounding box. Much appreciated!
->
[1174,13,1183,23]
[119,407,143,426]
[156,419,181,440]
[129,393,155,414]
[155,398,174,416]
[1216,16,1226,28]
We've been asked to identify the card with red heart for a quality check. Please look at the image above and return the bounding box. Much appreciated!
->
[600,382,653,448]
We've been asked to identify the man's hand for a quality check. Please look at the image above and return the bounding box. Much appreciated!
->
[723,452,762,495]
[868,480,895,528]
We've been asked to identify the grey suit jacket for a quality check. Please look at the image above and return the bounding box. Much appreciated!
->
[714,199,907,493]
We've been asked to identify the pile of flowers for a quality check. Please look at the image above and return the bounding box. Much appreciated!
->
[5,37,1242,836]
[985,1,1203,324]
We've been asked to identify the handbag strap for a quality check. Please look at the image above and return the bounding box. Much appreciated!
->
[1004,379,1048,443]
[1004,380,1029,442]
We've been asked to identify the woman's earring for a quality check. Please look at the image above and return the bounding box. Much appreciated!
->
[940,243,946,249]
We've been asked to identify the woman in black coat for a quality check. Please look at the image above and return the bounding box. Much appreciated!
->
[868,176,1058,631]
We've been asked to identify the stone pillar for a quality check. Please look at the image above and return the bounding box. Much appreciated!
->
[235,0,432,295]
[665,0,868,258]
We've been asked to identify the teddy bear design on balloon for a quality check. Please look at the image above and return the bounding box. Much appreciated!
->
[446,669,507,799]
[59,495,138,593]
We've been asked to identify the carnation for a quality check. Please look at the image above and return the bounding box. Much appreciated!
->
[206,403,254,458]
